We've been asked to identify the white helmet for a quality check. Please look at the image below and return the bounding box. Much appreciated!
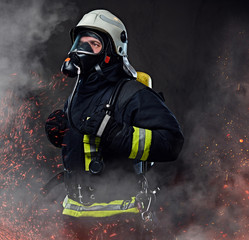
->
[70,9,137,78]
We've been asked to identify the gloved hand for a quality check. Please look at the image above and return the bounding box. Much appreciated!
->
[45,109,68,148]
[80,111,123,144]
[80,111,106,135]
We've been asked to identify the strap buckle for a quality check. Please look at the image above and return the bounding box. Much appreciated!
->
[120,199,132,210]
[136,175,160,227]
[136,191,152,221]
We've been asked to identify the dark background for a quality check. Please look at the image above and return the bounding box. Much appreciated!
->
[0,0,249,239]
[41,0,249,116]
[40,0,249,142]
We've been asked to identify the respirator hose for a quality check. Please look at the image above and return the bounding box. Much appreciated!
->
[66,65,82,135]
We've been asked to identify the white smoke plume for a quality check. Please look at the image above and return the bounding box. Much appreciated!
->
[171,16,249,240]
[0,0,75,92]
[0,0,77,239]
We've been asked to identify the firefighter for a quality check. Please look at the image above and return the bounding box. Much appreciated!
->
[45,9,184,238]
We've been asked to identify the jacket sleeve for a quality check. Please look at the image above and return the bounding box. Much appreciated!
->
[104,88,184,162]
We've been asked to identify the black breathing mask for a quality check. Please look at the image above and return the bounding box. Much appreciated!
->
[61,31,105,77]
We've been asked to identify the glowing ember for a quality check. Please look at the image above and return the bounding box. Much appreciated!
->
[0,72,72,239]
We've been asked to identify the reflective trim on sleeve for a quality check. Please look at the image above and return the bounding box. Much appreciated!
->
[83,135,101,171]
[128,127,152,161]
[62,195,139,217]
[141,129,152,161]
[128,127,139,159]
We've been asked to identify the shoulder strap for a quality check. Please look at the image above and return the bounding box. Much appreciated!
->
[106,79,146,115]
[116,79,146,110]
[110,79,148,175]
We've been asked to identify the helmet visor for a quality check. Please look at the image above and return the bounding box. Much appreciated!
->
[70,31,104,55]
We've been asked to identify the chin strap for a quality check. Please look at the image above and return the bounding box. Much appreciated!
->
[93,38,112,77]
[123,56,137,79]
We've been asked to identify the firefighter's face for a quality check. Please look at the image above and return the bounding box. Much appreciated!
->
[79,36,103,54]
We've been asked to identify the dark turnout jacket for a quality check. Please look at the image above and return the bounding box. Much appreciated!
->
[63,65,183,166]
[45,62,184,217]
[58,63,184,203]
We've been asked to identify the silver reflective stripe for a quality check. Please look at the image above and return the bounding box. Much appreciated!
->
[135,128,146,160]
[99,15,123,29]
[90,135,98,158]
[64,201,136,212]
[96,114,111,137]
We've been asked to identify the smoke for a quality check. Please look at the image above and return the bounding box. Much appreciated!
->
[0,0,78,238]
[0,0,249,239]
[0,0,72,89]
[167,8,249,240]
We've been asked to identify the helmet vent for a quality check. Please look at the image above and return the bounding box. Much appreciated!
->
[118,46,123,54]
[120,31,127,43]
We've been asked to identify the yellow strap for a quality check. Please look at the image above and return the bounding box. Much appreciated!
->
[83,135,91,171]
[83,135,101,171]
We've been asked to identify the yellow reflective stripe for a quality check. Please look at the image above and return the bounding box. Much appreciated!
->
[83,135,101,171]
[63,196,81,207]
[128,127,140,159]
[129,127,152,161]
[83,135,91,171]
[66,197,135,207]
[141,129,152,161]
[63,207,139,217]
[95,137,101,150]
[62,196,139,217]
